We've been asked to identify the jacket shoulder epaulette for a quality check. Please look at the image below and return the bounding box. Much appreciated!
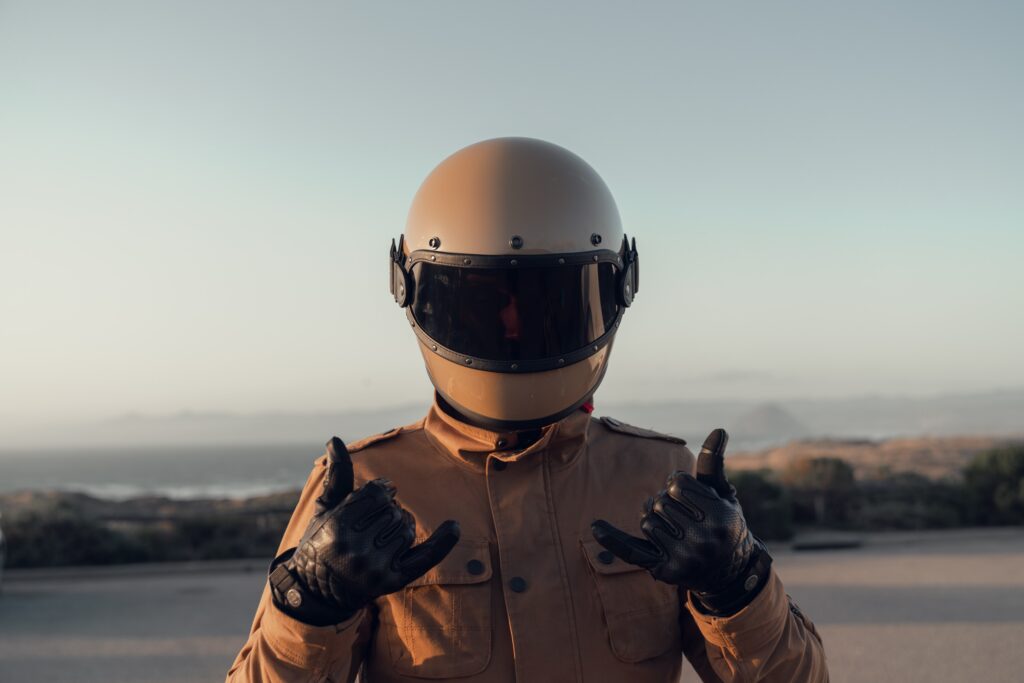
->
[598,416,687,445]
[346,426,405,454]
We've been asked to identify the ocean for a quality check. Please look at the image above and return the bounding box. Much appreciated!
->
[0,443,327,500]
[0,437,773,501]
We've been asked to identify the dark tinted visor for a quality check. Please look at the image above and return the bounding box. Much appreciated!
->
[410,261,619,362]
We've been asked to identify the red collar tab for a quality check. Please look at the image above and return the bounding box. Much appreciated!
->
[580,401,595,414]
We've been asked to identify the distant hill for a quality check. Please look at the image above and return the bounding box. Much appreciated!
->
[726,435,1018,481]
[1,388,1021,450]
[732,403,810,443]
[600,388,1024,451]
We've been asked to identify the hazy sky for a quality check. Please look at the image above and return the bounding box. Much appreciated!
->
[1,1,1022,424]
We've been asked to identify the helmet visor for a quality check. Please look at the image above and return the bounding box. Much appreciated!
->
[410,261,619,363]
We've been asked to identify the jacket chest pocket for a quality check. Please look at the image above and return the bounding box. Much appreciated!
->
[581,538,683,663]
[379,538,493,679]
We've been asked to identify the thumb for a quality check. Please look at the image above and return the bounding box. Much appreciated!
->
[317,437,355,512]
[399,520,461,582]
[696,428,735,499]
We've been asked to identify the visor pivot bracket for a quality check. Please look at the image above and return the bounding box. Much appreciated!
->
[389,234,414,308]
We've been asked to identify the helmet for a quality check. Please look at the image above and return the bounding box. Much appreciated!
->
[389,137,639,429]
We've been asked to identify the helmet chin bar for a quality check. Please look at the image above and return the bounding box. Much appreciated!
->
[436,388,599,432]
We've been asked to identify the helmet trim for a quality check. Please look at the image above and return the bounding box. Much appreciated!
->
[391,234,639,309]
[406,306,622,374]
[406,248,624,269]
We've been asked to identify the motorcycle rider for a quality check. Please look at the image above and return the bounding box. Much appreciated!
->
[228,137,827,682]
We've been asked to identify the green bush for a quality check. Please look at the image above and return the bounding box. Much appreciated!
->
[3,513,150,568]
[963,445,1024,525]
[730,469,795,541]
[780,457,856,526]
[856,473,966,530]
[2,510,289,568]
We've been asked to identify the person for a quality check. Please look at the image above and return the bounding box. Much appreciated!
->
[227,137,828,682]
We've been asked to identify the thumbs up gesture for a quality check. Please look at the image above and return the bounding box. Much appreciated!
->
[591,429,771,614]
[273,437,461,625]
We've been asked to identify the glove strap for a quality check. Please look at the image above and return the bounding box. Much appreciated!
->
[693,538,773,617]
[268,548,358,627]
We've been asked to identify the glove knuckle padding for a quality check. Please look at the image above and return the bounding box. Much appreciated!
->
[637,480,754,593]
[286,478,458,619]
[593,428,758,595]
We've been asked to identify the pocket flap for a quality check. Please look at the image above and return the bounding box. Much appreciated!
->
[581,538,649,576]
[406,537,492,587]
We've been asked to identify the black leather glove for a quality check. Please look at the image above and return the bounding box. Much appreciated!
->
[270,436,461,626]
[592,428,771,615]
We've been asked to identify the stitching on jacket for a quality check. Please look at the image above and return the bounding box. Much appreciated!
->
[542,454,585,682]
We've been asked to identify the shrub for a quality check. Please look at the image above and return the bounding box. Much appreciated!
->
[3,513,150,568]
[730,469,795,541]
[963,444,1024,525]
[780,457,856,526]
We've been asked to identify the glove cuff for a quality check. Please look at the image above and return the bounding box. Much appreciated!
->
[692,537,773,616]
[268,548,359,627]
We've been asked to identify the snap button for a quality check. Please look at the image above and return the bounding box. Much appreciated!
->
[466,559,485,575]
[496,438,508,449]
[492,460,507,471]
[509,576,528,593]
[744,574,759,591]
[285,588,303,608]
[597,550,615,565]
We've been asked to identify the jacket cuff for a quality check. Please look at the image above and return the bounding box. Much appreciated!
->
[686,568,790,655]
[261,600,366,669]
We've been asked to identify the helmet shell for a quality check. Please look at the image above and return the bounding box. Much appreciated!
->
[399,137,629,429]
[404,137,623,257]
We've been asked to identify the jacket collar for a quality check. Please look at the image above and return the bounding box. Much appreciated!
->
[422,395,591,472]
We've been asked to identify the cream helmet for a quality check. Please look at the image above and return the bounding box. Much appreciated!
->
[389,137,639,429]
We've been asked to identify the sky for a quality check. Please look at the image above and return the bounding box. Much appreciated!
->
[1,1,1022,424]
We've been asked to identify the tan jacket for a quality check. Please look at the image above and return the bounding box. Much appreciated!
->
[228,402,827,682]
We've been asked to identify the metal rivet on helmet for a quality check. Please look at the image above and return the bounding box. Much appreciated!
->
[510,235,524,249]
[428,236,441,249]
[591,233,602,246]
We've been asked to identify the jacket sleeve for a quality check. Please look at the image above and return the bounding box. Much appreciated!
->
[685,570,828,682]
[226,456,373,683]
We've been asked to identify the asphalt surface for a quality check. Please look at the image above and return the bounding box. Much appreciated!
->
[1,529,1022,682]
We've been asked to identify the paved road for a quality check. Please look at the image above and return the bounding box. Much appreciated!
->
[1,529,1022,682]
